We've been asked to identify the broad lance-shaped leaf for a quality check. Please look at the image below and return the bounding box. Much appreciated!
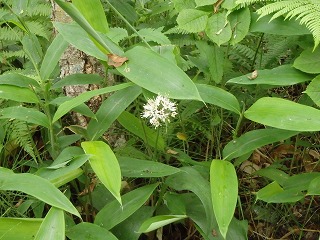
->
[67,222,118,240]
[0,106,50,128]
[304,75,320,107]
[227,65,312,86]
[35,207,64,240]
[95,183,158,230]
[0,167,80,217]
[72,0,109,34]
[117,111,166,151]
[138,215,187,233]
[223,129,298,161]
[293,48,320,74]
[0,218,43,240]
[196,83,241,114]
[81,141,122,204]
[87,85,142,140]
[52,82,133,123]
[165,167,217,237]
[210,160,238,239]
[0,85,39,103]
[40,33,69,80]
[118,156,180,178]
[54,0,123,56]
[116,46,202,101]
[244,97,320,131]
[54,22,107,61]
[0,73,40,87]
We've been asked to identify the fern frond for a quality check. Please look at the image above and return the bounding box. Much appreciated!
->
[256,0,320,48]
[25,3,52,17]
[134,27,171,45]
[5,119,38,163]
[25,20,51,40]
[260,35,298,68]
[230,44,256,70]
[1,49,26,59]
[0,27,23,41]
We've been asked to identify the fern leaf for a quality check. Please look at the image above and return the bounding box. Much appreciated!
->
[106,27,128,44]
[5,119,38,163]
[0,27,23,41]
[134,27,171,45]
[25,20,51,40]
[256,0,320,48]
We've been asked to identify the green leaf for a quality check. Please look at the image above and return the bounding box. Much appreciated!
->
[250,13,311,36]
[0,167,80,217]
[53,22,107,61]
[67,223,118,240]
[52,82,134,123]
[172,0,196,11]
[117,111,165,151]
[196,83,241,114]
[293,47,320,74]
[118,156,180,178]
[166,167,216,237]
[305,75,320,107]
[210,160,238,239]
[221,0,237,10]
[0,106,50,128]
[256,182,304,203]
[94,183,158,230]
[111,206,153,240]
[81,141,122,204]
[50,96,96,119]
[0,218,42,240]
[135,28,170,45]
[35,207,64,240]
[229,8,251,45]
[206,13,232,46]
[307,176,320,195]
[223,129,298,161]
[51,73,103,89]
[196,41,224,83]
[176,9,209,33]
[138,215,187,233]
[72,0,109,33]
[40,34,69,80]
[254,167,289,186]
[87,85,142,140]
[117,46,202,101]
[283,172,320,192]
[195,0,217,7]
[227,65,312,86]
[54,0,123,55]
[0,85,39,103]
[22,34,43,65]
[108,0,138,23]
[0,73,40,87]
[244,97,320,131]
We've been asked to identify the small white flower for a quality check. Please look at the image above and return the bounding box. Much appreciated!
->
[142,95,177,128]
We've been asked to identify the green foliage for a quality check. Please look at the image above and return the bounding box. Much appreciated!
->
[237,0,320,48]
[1,0,320,239]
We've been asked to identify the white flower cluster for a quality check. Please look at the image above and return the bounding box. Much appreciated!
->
[142,95,177,128]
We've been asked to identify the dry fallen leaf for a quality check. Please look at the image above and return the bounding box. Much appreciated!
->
[107,54,128,67]
[247,70,258,80]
